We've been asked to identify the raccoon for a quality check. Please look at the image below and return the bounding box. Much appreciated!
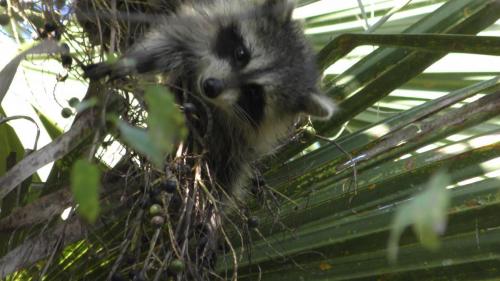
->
[85,0,335,198]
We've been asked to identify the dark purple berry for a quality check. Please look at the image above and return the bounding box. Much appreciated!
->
[61,55,72,69]
[44,22,57,32]
[149,187,161,198]
[140,197,151,209]
[248,216,259,228]
[182,103,196,115]
[161,180,177,193]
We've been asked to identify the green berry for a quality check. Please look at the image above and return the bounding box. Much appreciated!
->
[68,97,80,107]
[149,204,162,216]
[61,107,72,118]
[168,259,185,273]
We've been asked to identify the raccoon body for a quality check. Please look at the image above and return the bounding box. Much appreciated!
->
[86,0,335,197]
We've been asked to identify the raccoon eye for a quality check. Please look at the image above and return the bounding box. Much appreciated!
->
[234,46,250,66]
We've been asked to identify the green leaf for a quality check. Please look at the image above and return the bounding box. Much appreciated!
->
[31,105,63,140]
[113,86,186,168]
[115,119,163,167]
[388,170,451,263]
[70,159,101,223]
[0,115,24,176]
[144,85,186,165]
[74,97,98,113]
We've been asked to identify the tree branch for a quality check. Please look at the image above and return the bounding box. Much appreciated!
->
[0,217,86,279]
[0,188,72,232]
[0,113,94,201]
[0,158,136,232]
[0,82,106,201]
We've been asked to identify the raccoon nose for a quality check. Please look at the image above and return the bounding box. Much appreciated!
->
[202,78,224,98]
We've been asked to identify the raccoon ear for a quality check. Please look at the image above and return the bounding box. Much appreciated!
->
[265,0,295,23]
[300,93,336,120]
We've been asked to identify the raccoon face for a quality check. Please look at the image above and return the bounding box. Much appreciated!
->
[84,0,334,128]
[193,0,334,128]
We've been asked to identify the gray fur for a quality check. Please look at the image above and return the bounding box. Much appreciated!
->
[86,0,335,197]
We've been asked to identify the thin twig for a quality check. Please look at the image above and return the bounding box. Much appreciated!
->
[141,228,161,275]
[37,211,73,281]
[0,115,41,151]
[106,239,131,281]
[315,134,358,197]
[152,252,172,281]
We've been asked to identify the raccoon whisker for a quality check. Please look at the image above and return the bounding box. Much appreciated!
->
[232,104,258,129]
[230,105,248,123]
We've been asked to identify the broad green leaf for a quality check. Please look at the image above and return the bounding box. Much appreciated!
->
[115,86,186,168]
[388,170,451,263]
[0,108,42,214]
[0,108,26,217]
[0,121,24,176]
[144,85,186,164]
[115,118,163,167]
[70,159,101,223]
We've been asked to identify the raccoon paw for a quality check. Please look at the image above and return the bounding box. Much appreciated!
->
[82,63,112,80]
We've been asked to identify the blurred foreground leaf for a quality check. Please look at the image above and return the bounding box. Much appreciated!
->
[388,170,451,263]
[115,119,163,167]
[70,159,101,223]
[144,85,186,158]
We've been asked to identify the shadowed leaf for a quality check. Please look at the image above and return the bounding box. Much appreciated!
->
[70,159,101,223]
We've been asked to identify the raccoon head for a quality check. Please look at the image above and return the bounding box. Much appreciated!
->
[85,0,334,127]
[194,0,335,128]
